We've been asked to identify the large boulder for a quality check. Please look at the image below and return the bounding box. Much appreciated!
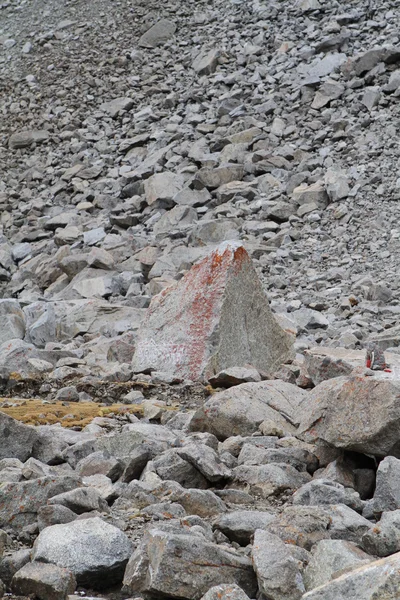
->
[190,380,307,439]
[32,517,132,588]
[298,374,400,457]
[132,242,293,382]
[122,527,257,599]
[302,551,400,599]
[0,412,38,461]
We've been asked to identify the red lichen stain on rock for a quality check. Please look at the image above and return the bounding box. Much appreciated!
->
[185,245,243,380]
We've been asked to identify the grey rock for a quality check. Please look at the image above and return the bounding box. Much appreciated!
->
[0,299,25,344]
[123,527,257,600]
[32,517,132,588]
[144,172,185,206]
[48,487,109,514]
[0,476,81,529]
[100,97,134,118]
[298,375,400,457]
[232,463,311,498]
[177,443,231,483]
[200,584,251,600]
[213,511,275,545]
[9,130,50,149]
[372,456,400,513]
[191,380,306,439]
[37,504,77,531]
[76,452,123,482]
[292,479,363,512]
[302,552,400,599]
[12,562,76,600]
[0,549,31,586]
[0,412,38,462]
[304,539,374,591]
[266,504,371,550]
[252,529,305,600]
[138,19,176,48]
[192,48,220,75]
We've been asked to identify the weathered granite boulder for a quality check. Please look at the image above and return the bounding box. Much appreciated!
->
[298,374,400,457]
[132,242,293,382]
[190,380,307,439]
[32,517,132,589]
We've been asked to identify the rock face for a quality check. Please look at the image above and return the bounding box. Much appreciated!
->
[32,517,132,588]
[132,242,293,381]
[298,374,400,457]
[123,527,257,600]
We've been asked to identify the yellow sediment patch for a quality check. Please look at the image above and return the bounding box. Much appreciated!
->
[0,398,145,428]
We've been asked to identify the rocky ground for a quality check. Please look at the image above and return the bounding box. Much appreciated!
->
[3,0,400,599]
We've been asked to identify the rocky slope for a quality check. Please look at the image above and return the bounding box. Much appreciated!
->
[3,0,400,599]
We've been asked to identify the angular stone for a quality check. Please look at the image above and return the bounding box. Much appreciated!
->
[232,463,311,498]
[153,481,227,517]
[252,530,305,600]
[177,443,231,483]
[213,511,275,545]
[48,487,109,514]
[138,19,176,48]
[100,97,134,118]
[133,242,293,382]
[324,169,350,201]
[303,539,373,591]
[372,456,400,513]
[191,380,306,439]
[0,549,31,586]
[0,300,25,344]
[9,130,50,149]
[208,366,261,388]
[0,412,38,461]
[298,374,400,457]
[302,552,400,599]
[192,48,220,75]
[200,584,251,600]
[194,165,243,190]
[37,504,77,531]
[266,504,371,550]
[123,528,257,600]
[32,517,132,589]
[144,172,185,206]
[0,476,81,529]
[303,348,354,385]
[292,479,363,512]
[12,562,76,600]
[292,182,328,208]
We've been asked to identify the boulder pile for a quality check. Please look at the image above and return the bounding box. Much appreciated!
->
[3,0,400,599]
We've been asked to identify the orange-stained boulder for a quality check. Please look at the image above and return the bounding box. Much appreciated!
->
[132,241,294,382]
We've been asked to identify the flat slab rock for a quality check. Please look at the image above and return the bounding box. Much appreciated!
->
[132,242,293,382]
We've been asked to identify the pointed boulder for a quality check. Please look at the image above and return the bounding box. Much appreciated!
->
[132,242,294,381]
